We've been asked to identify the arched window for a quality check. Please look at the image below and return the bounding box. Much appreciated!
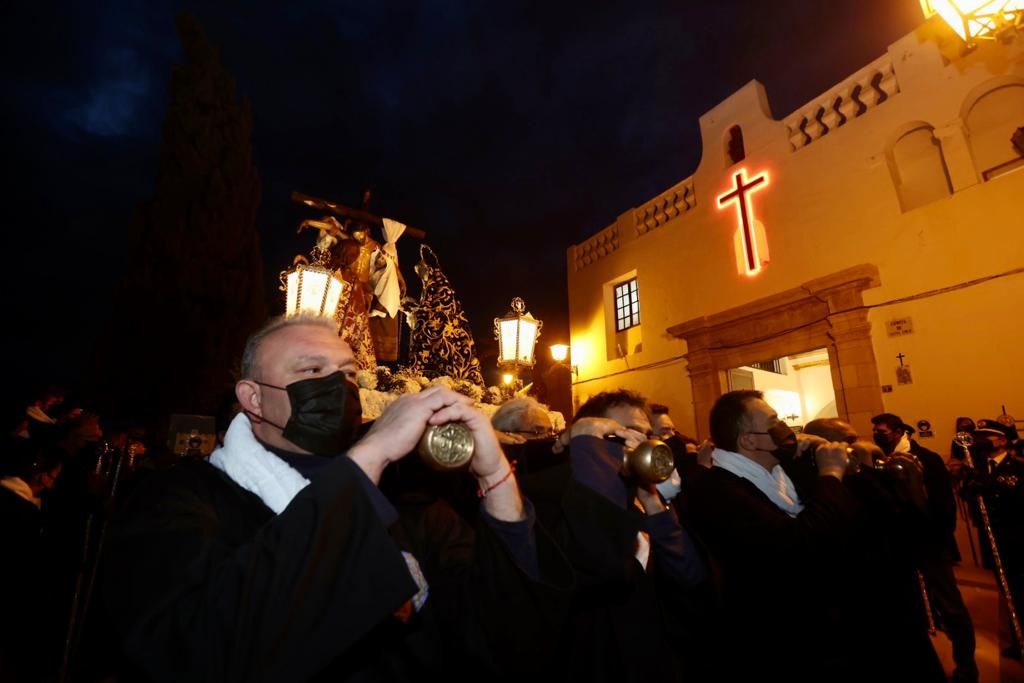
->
[724,125,745,166]
[964,83,1024,181]
[887,124,953,212]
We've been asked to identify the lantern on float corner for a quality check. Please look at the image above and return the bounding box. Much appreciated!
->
[283,260,345,319]
[494,297,542,371]
[920,0,1023,45]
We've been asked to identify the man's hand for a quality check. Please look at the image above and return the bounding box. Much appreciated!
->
[570,417,645,449]
[813,441,851,480]
[347,386,454,484]
[796,432,827,457]
[424,390,525,522]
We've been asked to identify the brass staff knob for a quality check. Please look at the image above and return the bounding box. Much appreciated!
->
[418,422,475,471]
[621,439,675,485]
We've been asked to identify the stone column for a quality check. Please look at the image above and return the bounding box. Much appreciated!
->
[683,339,721,441]
[827,307,884,438]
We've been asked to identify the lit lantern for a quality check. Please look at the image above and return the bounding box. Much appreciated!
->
[920,0,1023,44]
[550,344,579,377]
[494,297,543,369]
[285,263,344,318]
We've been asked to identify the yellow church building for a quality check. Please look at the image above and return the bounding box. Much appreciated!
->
[564,15,1024,451]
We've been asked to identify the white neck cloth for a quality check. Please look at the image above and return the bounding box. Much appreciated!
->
[712,448,805,517]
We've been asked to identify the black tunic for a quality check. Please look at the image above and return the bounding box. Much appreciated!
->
[684,465,860,683]
[101,455,572,682]
[516,436,708,682]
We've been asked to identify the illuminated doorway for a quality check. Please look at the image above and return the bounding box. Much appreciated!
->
[727,348,838,430]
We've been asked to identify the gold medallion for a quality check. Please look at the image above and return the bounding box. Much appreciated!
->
[418,422,475,470]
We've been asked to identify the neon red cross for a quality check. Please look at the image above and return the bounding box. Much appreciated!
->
[717,168,769,275]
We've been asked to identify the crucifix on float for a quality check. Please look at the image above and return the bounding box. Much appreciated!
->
[717,168,770,276]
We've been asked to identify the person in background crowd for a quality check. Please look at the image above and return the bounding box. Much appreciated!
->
[964,420,1024,660]
[0,438,64,682]
[872,412,978,682]
[12,385,74,438]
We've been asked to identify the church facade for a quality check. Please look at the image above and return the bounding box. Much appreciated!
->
[565,17,1024,450]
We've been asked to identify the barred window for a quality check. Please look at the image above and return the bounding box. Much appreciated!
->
[614,279,640,332]
[749,359,785,375]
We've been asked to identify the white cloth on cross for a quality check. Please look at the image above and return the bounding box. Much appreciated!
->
[371,218,406,318]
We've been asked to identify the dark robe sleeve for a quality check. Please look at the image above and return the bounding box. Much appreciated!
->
[102,458,418,683]
[389,494,574,675]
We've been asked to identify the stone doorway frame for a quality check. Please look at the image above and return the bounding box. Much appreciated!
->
[667,264,885,439]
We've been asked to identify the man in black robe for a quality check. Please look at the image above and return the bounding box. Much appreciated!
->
[804,418,947,682]
[517,389,708,681]
[873,412,978,681]
[683,390,858,683]
[101,314,572,682]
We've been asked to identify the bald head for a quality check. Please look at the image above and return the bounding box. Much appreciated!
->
[804,418,857,444]
[241,314,338,380]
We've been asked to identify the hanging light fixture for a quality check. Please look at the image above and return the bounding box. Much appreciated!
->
[920,0,1024,45]
[494,297,542,369]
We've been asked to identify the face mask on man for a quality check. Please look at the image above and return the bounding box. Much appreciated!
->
[748,422,799,463]
[251,371,363,455]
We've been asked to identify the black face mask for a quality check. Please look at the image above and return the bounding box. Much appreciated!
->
[749,423,798,462]
[873,433,899,452]
[253,371,363,455]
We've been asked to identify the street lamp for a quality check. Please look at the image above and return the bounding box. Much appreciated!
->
[549,344,578,377]
[920,0,1024,45]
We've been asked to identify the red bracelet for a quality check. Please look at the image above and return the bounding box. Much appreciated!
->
[477,461,516,498]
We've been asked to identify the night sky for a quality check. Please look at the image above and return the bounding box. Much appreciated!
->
[2,0,923,397]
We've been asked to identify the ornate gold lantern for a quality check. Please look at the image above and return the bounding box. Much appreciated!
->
[281,249,345,319]
[494,297,542,369]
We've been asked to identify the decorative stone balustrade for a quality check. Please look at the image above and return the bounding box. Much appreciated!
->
[784,53,901,151]
[633,176,696,236]
[572,224,620,272]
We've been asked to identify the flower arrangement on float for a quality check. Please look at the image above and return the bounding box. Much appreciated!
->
[356,366,565,430]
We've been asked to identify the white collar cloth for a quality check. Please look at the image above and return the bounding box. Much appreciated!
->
[209,413,310,514]
[712,448,805,518]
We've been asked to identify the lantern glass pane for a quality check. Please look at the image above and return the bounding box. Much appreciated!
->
[300,270,330,315]
[286,271,300,315]
[517,319,537,363]
[550,344,569,362]
[324,276,344,318]
[499,318,520,363]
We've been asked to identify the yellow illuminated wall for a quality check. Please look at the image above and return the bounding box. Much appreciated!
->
[565,20,1024,450]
